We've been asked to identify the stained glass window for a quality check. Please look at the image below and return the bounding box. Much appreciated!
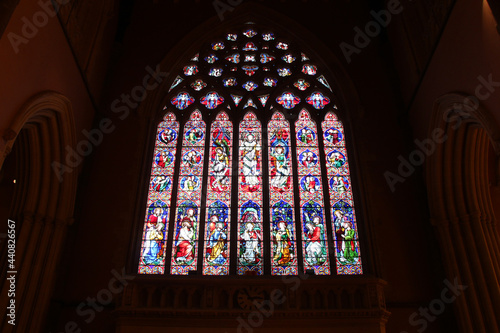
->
[139,26,364,277]
[322,112,363,274]
[296,110,330,275]
[170,111,206,275]
[138,113,179,274]
[268,112,298,275]
[238,112,263,275]
[203,112,232,275]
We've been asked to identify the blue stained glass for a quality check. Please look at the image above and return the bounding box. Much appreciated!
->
[242,65,259,76]
[297,126,316,145]
[209,68,223,77]
[155,150,175,168]
[184,65,198,76]
[260,53,275,63]
[243,98,256,108]
[190,79,207,91]
[294,79,310,91]
[277,68,292,77]
[212,42,225,50]
[306,92,330,109]
[226,54,240,64]
[326,150,346,168]
[262,33,275,41]
[223,78,237,87]
[201,92,224,109]
[231,94,243,106]
[263,77,277,87]
[330,176,349,193]
[282,54,296,63]
[171,92,195,110]
[300,175,321,194]
[298,149,318,167]
[243,81,258,91]
[243,42,258,51]
[244,54,256,62]
[276,92,300,109]
[158,127,177,145]
[276,42,288,50]
[243,29,257,38]
[205,54,218,64]
[169,76,183,92]
[258,95,269,106]
[271,200,296,268]
[317,75,332,91]
[302,64,317,75]
[302,201,328,266]
[324,127,343,145]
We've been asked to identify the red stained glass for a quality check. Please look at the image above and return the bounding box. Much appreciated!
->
[170,111,206,275]
[296,109,330,275]
[203,112,233,275]
[268,112,298,275]
[238,112,264,275]
[139,113,179,274]
[322,112,362,275]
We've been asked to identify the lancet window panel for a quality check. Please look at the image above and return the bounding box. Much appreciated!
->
[170,111,206,275]
[238,112,264,275]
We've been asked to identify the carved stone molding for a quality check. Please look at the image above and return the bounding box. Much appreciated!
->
[114,276,389,332]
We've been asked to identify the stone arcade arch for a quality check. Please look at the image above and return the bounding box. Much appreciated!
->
[0,91,78,333]
[427,93,500,332]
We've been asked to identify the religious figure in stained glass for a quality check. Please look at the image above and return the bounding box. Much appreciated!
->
[141,205,167,266]
[304,208,327,266]
[240,218,262,264]
[240,132,261,190]
[271,201,295,268]
[203,112,232,275]
[209,115,231,193]
[205,204,229,266]
[174,205,197,264]
[269,141,291,191]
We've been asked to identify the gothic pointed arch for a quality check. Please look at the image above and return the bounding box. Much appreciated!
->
[426,93,500,332]
[0,91,77,332]
[136,21,367,276]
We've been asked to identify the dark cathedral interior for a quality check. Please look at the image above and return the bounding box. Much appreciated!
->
[0,0,499,332]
